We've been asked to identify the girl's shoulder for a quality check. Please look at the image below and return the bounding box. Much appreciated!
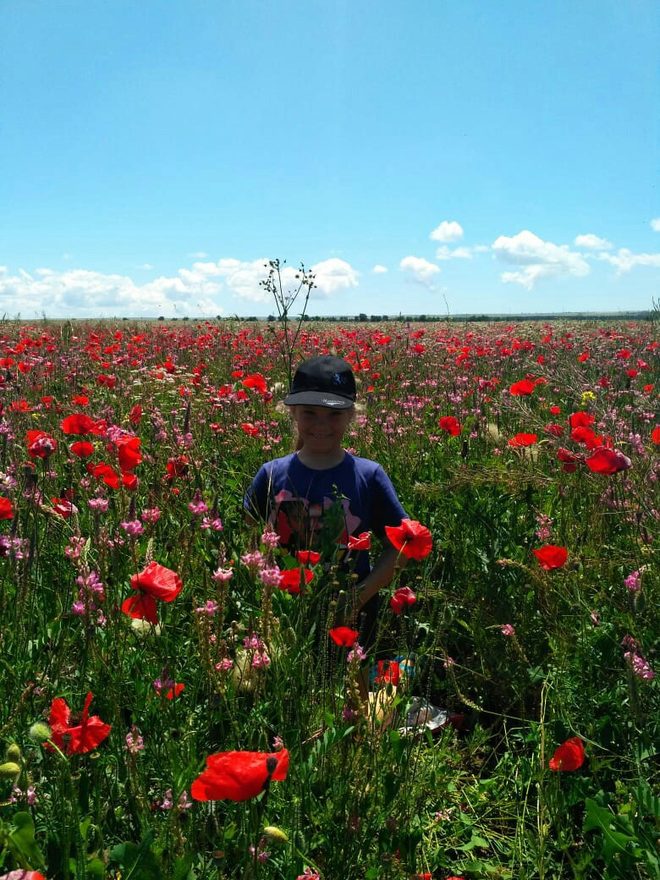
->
[343,453,385,477]
[258,452,297,475]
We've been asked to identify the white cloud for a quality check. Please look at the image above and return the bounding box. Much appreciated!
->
[372,264,388,274]
[598,248,660,273]
[138,263,155,270]
[492,230,590,290]
[213,258,282,303]
[311,258,359,294]
[430,220,464,242]
[651,218,660,232]
[189,251,209,258]
[574,233,612,250]
[435,245,475,260]
[400,255,441,286]
[0,265,224,318]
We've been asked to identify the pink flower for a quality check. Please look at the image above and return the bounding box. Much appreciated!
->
[347,644,366,663]
[500,624,516,636]
[624,570,641,593]
[624,651,655,680]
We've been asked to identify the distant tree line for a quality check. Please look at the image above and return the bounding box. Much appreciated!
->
[148,310,654,323]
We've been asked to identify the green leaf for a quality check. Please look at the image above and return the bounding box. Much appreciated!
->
[109,832,160,880]
[457,831,490,852]
[173,854,195,880]
[86,857,106,878]
[8,811,45,868]
[583,798,635,863]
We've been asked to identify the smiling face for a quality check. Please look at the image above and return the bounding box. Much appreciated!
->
[289,405,354,458]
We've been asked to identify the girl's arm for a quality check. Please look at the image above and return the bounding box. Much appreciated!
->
[355,544,404,610]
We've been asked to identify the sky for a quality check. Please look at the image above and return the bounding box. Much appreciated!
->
[1,0,659,319]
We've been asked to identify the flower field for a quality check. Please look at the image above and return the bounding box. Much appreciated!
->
[0,318,658,880]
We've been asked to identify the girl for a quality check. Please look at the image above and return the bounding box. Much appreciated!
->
[244,355,407,644]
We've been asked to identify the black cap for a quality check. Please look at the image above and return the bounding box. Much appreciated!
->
[283,356,356,409]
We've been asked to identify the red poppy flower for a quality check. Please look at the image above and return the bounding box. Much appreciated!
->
[508,433,538,448]
[61,413,102,435]
[296,550,321,565]
[122,471,138,490]
[242,373,268,394]
[278,567,314,594]
[585,448,632,475]
[329,626,359,647]
[652,425,660,445]
[375,659,400,686]
[544,423,564,437]
[115,436,142,471]
[438,415,461,436]
[533,545,568,570]
[26,430,57,459]
[86,462,118,489]
[548,736,585,772]
[556,447,579,473]
[191,748,289,802]
[129,403,143,425]
[70,440,95,458]
[51,497,78,518]
[121,592,158,623]
[549,404,561,415]
[385,519,432,560]
[389,586,417,614]
[130,561,183,602]
[48,692,111,755]
[166,455,189,480]
[571,426,599,447]
[0,497,14,519]
[509,379,535,396]
[347,531,372,551]
[569,411,594,429]
[154,681,185,700]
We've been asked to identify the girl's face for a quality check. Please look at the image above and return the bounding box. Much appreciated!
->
[290,405,354,456]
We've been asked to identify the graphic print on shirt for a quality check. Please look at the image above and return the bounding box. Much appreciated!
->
[271,488,361,554]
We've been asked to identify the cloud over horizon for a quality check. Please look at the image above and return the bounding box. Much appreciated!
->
[0,255,362,318]
[492,230,590,290]
[400,255,441,287]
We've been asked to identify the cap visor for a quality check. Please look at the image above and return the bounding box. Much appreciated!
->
[283,391,355,409]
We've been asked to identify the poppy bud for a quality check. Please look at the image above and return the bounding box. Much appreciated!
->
[29,722,52,743]
[263,825,289,844]
[0,761,21,777]
[6,743,21,762]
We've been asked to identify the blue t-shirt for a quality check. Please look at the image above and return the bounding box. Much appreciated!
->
[244,452,407,579]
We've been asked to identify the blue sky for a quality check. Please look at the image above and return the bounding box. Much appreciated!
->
[1,0,659,318]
